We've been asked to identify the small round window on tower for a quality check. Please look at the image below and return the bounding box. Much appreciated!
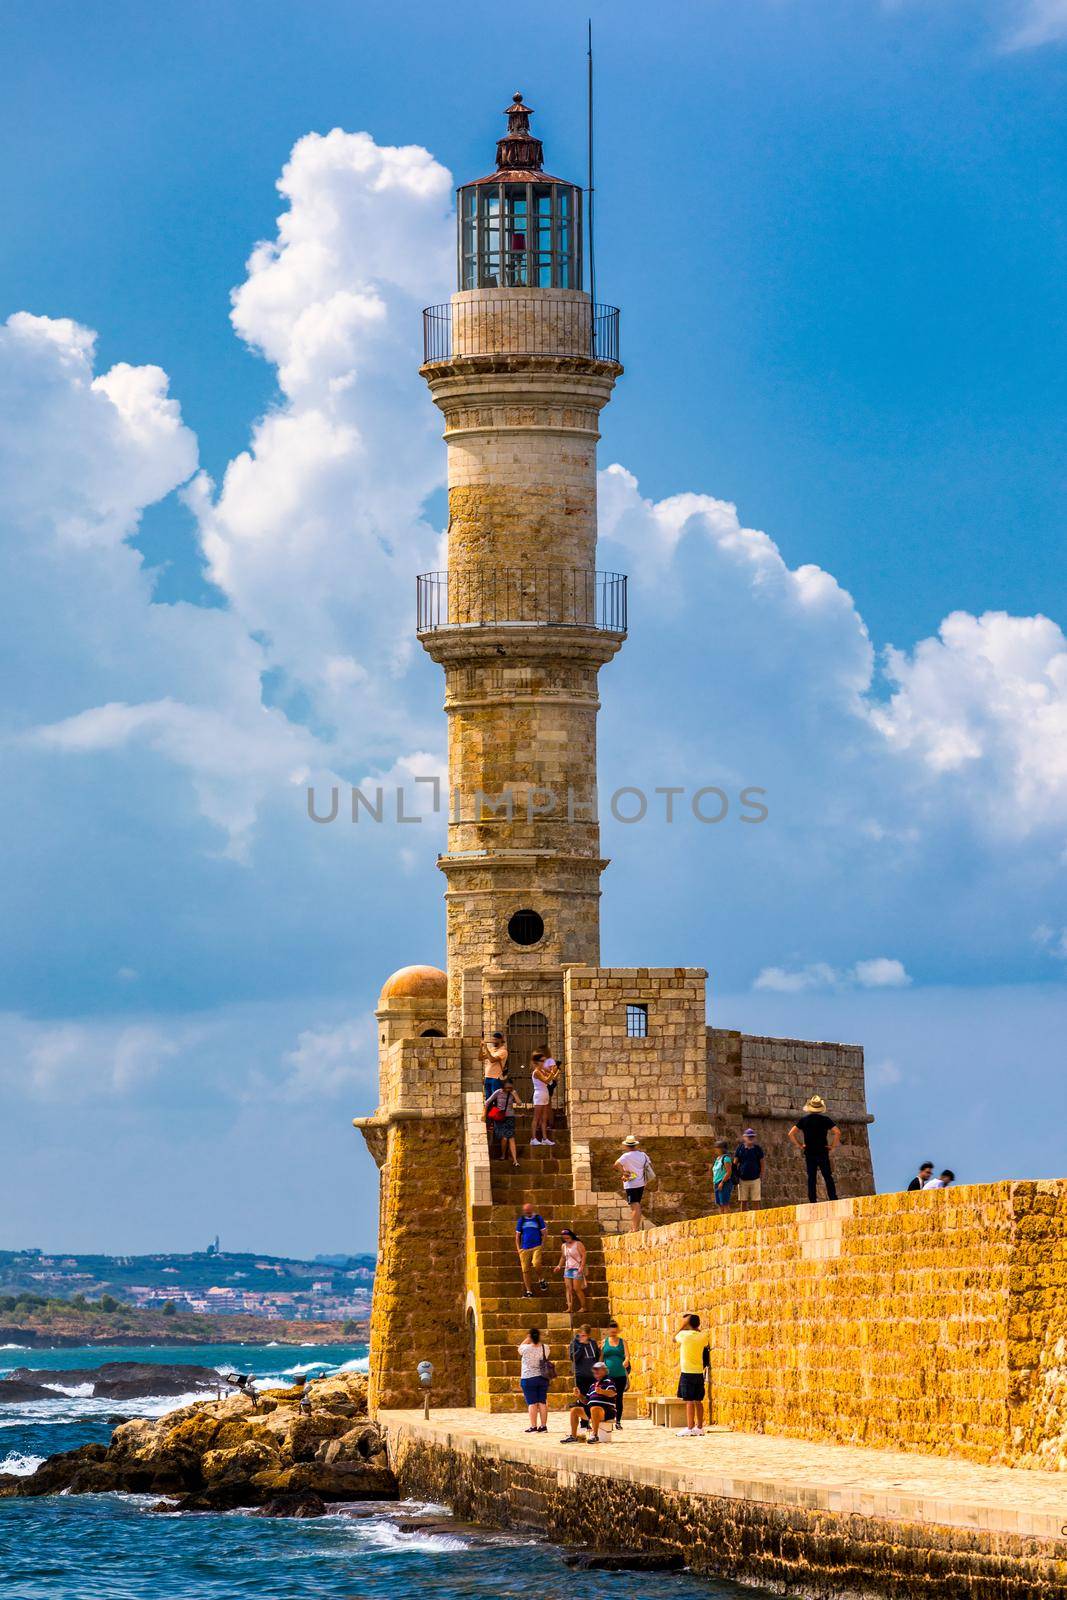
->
[507,909,544,947]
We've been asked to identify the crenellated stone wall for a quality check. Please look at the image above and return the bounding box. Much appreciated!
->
[602,1181,1067,1469]
[708,1028,875,1205]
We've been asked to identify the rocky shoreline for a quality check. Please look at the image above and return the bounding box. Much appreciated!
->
[0,1371,396,1516]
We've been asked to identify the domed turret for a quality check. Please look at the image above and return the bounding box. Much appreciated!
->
[376,965,447,1046]
[378,965,448,1005]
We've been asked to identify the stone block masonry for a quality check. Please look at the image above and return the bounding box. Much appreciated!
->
[364,1115,468,1413]
[709,1028,875,1207]
[383,1411,1067,1599]
[603,1181,1067,1470]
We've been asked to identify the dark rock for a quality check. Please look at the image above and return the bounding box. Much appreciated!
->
[6,1362,221,1400]
[0,1378,59,1402]
[256,1492,328,1518]
[563,1552,686,1572]
[6,1444,108,1497]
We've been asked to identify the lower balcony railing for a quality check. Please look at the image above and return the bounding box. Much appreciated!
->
[416,568,627,633]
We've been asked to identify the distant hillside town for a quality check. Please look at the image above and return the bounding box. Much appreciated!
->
[1,1244,375,1323]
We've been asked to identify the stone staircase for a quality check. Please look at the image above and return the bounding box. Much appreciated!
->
[470,1109,613,1413]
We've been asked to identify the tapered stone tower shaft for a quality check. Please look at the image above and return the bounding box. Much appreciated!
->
[418,95,625,1036]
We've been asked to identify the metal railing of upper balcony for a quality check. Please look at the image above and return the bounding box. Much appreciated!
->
[422,299,620,364]
[416,568,627,634]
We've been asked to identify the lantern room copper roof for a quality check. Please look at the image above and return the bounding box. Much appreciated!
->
[460,92,575,189]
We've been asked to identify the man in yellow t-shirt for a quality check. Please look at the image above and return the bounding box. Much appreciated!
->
[674,1312,708,1436]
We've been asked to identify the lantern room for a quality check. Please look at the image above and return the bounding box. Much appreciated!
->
[457,93,583,292]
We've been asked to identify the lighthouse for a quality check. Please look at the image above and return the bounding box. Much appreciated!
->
[356,95,874,1415]
[418,92,625,1054]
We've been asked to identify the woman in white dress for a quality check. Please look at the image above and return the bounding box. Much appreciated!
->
[530,1052,554,1146]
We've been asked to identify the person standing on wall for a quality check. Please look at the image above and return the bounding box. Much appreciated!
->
[614,1134,655,1231]
[907,1162,934,1191]
[515,1201,549,1298]
[674,1313,708,1437]
[788,1094,841,1202]
[733,1128,765,1211]
[923,1168,956,1190]
[600,1319,631,1428]
[712,1140,735,1211]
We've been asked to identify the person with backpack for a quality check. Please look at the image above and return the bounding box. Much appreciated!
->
[712,1140,735,1211]
[733,1128,765,1211]
[674,1312,709,1437]
[515,1201,549,1298]
[485,1074,520,1166]
[517,1327,553,1432]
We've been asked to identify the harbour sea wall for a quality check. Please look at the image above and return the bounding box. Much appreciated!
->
[382,1412,1067,1600]
[603,1181,1067,1469]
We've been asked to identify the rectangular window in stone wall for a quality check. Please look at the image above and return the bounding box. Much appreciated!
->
[626,1003,649,1038]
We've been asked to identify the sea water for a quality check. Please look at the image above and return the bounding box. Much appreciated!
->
[0,1342,765,1599]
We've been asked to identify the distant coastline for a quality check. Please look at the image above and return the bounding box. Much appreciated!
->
[0,1306,367,1348]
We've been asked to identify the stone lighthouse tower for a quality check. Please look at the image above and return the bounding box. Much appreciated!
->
[418,92,626,1056]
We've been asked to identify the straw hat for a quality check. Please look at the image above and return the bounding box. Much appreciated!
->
[803,1094,827,1114]
[621,1134,641,1148]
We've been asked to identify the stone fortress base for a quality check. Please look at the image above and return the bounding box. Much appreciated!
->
[370,1181,1067,1598]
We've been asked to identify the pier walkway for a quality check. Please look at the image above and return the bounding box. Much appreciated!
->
[383,1408,1065,1540]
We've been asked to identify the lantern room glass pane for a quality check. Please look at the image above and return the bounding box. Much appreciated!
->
[481,188,500,287]
[503,185,529,286]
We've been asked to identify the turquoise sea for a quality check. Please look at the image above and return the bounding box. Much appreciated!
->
[0,1342,764,1599]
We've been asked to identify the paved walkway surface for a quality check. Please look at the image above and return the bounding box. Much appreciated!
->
[380,1408,1067,1541]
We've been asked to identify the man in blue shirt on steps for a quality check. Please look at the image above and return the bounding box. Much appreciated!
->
[516,1202,548,1298]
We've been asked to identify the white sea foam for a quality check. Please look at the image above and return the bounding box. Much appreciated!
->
[346,1516,468,1554]
[50,1382,95,1399]
[0,1450,45,1476]
[335,1356,370,1374]
[281,1361,325,1376]
[0,1344,28,1350]
[0,1387,213,1429]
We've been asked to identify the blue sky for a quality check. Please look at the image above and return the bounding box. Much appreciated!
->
[2,0,1065,1254]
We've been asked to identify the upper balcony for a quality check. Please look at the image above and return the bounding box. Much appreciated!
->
[417,568,627,635]
[422,294,620,365]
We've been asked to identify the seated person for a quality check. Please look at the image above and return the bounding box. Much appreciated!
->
[560,1361,617,1444]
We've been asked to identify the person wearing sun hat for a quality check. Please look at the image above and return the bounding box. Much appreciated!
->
[614,1135,655,1231]
[788,1094,841,1203]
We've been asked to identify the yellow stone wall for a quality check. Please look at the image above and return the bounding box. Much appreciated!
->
[602,1181,1067,1468]
[367,1114,469,1412]
[378,1037,463,1119]
[565,967,712,1140]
